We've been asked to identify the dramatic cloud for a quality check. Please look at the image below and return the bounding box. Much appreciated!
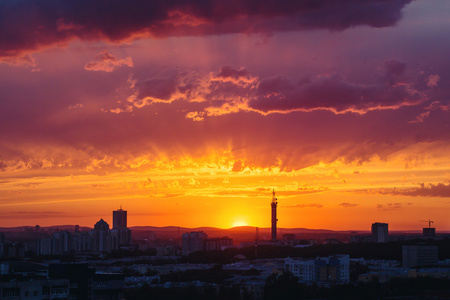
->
[0,0,412,62]
[1,0,450,230]
[249,73,426,114]
[365,182,450,198]
[84,51,133,72]
[112,65,429,117]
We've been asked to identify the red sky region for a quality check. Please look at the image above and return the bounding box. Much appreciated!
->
[0,0,449,231]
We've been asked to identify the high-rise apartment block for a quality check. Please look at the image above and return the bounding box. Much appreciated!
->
[423,227,436,237]
[371,222,389,243]
[111,208,132,247]
[113,207,127,229]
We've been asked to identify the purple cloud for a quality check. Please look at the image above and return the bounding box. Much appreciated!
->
[84,51,133,72]
[0,0,412,62]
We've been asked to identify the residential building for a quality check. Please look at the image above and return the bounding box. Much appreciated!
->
[182,231,207,256]
[402,245,438,267]
[204,237,233,251]
[372,222,389,243]
[285,255,350,283]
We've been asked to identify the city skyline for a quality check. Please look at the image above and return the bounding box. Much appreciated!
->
[1,0,450,231]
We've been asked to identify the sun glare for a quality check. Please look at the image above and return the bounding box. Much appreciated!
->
[232,220,248,228]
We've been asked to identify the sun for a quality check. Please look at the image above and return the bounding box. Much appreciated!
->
[232,220,248,228]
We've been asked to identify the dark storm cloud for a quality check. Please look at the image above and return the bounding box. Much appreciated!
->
[128,66,428,116]
[250,73,425,114]
[0,0,412,60]
[138,75,180,101]
[216,66,251,80]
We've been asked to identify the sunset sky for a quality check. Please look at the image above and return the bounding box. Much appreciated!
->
[1,0,449,231]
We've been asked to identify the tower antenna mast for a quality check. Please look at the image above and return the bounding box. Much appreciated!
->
[271,189,278,242]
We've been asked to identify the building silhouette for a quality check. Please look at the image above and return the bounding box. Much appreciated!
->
[423,227,436,237]
[0,261,124,299]
[204,237,233,251]
[35,208,132,254]
[72,230,92,252]
[182,231,207,256]
[90,219,114,252]
[111,207,132,248]
[285,255,350,283]
[113,207,127,229]
[402,245,438,267]
[371,222,389,243]
[271,189,278,242]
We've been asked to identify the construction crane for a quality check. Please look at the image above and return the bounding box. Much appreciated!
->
[419,219,434,228]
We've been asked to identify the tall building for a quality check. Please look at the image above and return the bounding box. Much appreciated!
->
[422,219,436,237]
[271,189,278,242]
[423,227,436,237]
[113,207,127,229]
[90,219,114,252]
[371,222,389,243]
[111,207,131,247]
[182,231,207,256]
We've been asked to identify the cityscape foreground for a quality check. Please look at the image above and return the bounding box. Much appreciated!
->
[1,201,449,300]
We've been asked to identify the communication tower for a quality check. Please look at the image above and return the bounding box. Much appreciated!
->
[271,189,278,242]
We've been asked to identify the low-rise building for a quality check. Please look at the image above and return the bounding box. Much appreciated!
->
[402,245,438,267]
[285,254,350,284]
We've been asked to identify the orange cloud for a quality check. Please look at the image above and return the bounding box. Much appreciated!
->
[361,182,450,198]
[84,51,133,72]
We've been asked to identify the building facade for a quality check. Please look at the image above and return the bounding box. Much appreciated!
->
[402,245,438,267]
[285,255,350,283]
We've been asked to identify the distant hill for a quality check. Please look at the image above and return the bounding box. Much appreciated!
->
[0,225,435,244]
[0,225,91,233]
[128,226,372,243]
